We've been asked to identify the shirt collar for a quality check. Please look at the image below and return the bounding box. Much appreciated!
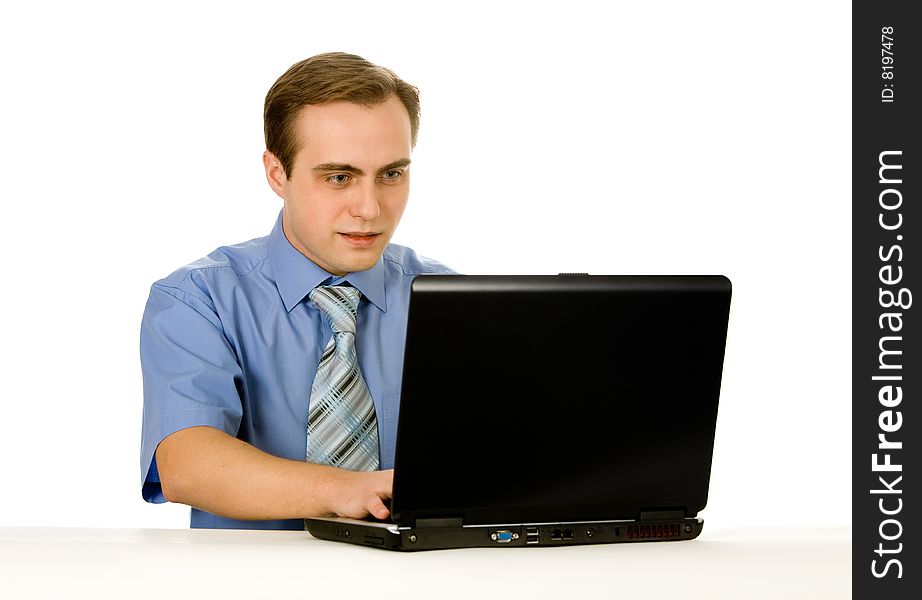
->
[267,211,387,313]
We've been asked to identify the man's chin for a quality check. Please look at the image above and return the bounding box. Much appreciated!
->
[333,252,383,275]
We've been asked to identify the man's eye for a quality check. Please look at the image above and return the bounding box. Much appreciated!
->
[326,174,351,186]
[380,170,403,182]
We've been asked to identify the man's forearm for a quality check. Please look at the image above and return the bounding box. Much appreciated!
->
[155,426,391,521]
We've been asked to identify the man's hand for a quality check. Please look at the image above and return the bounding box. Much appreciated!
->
[156,426,394,522]
[321,469,394,520]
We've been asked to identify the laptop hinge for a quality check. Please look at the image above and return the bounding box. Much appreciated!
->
[639,509,687,521]
[415,517,463,528]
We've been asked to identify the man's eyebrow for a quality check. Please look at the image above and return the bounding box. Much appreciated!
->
[313,163,365,176]
[311,158,411,177]
[377,158,411,173]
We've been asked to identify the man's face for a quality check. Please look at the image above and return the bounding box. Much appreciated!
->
[265,95,412,276]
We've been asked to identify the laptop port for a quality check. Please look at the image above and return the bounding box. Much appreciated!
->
[548,528,574,542]
[490,530,517,543]
[526,527,539,544]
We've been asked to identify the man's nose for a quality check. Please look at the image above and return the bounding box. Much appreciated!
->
[349,182,381,221]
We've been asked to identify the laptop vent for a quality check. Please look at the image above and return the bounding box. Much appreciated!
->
[627,523,683,540]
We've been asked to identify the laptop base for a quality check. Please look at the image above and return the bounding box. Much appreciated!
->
[305,517,704,551]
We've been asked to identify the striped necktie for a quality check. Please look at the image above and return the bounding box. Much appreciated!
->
[306,285,380,471]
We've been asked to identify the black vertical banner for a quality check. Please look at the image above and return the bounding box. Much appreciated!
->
[853,2,919,598]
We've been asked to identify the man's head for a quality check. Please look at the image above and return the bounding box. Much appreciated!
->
[262,53,420,276]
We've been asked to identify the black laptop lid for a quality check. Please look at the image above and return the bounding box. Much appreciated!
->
[390,275,731,526]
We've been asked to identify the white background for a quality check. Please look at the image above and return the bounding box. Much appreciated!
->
[0,1,850,529]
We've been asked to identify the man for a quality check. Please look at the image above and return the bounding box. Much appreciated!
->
[140,53,453,530]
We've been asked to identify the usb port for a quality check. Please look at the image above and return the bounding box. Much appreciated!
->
[526,527,539,545]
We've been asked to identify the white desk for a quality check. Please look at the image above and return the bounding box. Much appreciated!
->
[0,526,849,599]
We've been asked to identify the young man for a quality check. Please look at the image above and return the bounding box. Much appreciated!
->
[140,53,453,530]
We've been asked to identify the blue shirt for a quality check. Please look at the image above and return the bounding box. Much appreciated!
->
[139,212,454,530]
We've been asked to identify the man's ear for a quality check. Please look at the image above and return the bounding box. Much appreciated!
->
[263,151,287,199]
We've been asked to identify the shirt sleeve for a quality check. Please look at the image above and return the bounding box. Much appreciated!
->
[139,283,244,503]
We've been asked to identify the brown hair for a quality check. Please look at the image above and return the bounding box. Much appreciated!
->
[264,52,420,177]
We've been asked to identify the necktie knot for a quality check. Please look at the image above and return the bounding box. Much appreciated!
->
[310,286,361,334]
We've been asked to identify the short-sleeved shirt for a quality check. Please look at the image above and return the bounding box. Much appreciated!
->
[139,211,455,530]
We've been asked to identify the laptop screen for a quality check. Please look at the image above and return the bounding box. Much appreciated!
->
[391,275,731,526]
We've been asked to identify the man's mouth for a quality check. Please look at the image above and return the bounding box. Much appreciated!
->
[339,232,381,246]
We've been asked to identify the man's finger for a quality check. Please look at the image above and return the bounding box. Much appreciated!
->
[368,496,390,520]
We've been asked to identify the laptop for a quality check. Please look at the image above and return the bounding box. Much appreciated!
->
[306,274,731,551]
